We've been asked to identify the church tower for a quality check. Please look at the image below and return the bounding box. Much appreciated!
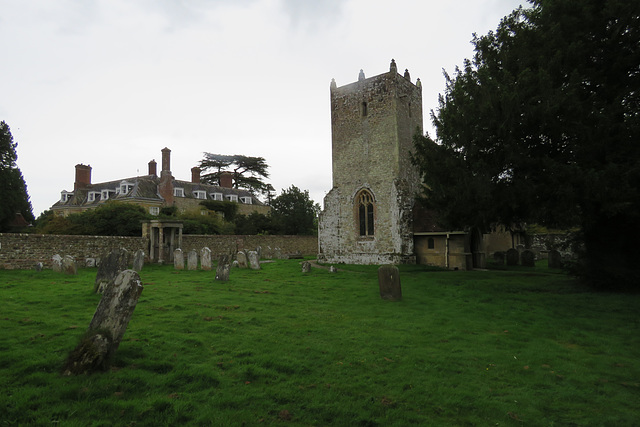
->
[318,59,423,264]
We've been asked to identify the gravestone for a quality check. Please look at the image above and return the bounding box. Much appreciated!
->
[62,255,78,275]
[201,247,212,271]
[34,262,43,272]
[329,266,337,274]
[52,254,63,272]
[132,249,145,272]
[85,258,96,268]
[301,261,311,273]
[521,249,535,267]
[174,249,184,270]
[378,265,402,301]
[247,251,261,270]
[216,254,231,281]
[256,246,262,259]
[237,251,248,269]
[187,249,198,270]
[506,248,520,266]
[548,249,563,269]
[274,248,283,260]
[493,251,505,265]
[62,269,143,375]
[95,248,130,294]
[232,260,239,268]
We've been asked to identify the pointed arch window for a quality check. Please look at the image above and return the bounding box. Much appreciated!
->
[357,189,375,236]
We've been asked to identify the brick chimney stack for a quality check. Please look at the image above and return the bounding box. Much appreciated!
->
[219,171,233,188]
[148,159,157,176]
[161,147,171,177]
[191,167,201,183]
[74,164,92,191]
[158,148,174,205]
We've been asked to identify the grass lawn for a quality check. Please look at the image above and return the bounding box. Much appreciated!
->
[1,259,639,426]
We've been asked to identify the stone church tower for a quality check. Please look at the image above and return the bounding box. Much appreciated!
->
[318,59,423,264]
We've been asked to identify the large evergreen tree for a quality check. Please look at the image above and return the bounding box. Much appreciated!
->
[198,153,274,198]
[270,185,319,235]
[413,0,640,289]
[0,121,34,231]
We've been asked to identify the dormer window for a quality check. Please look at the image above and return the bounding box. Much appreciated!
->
[240,196,252,204]
[119,181,134,195]
[88,192,100,202]
[101,189,113,200]
[210,192,223,201]
[174,188,185,197]
[60,191,73,202]
[225,194,238,202]
[193,190,207,200]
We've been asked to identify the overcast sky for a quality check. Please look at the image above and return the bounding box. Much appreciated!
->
[1,0,525,217]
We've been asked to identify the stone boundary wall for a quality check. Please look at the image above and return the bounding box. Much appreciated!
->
[0,233,318,270]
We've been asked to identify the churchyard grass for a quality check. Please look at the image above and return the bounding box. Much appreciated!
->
[1,260,639,426]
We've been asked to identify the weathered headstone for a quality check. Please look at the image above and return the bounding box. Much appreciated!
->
[329,266,337,274]
[34,262,43,272]
[256,246,262,259]
[548,249,563,269]
[95,249,129,293]
[132,249,145,272]
[174,249,184,270]
[378,265,402,301]
[201,247,212,271]
[247,251,261,270]
[62,255,78,275]
[521,249,535,267]
[274,248,283,260]
[506,248,520,266]
[62,269,143,375]
[237,251,248,269]
[187,249,198,270]
[232,260,239,268]
[85,258,96,268]
[52,254,63,272]
[216,254,231,281]
[493,251,505,265]
[301,261,311,273]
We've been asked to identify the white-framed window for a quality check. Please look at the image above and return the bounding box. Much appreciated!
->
[149,206,160,216]
[193,190,207,200]
[88,192,100,202]
[210,192,223,201]
[174,188,185,197]
[101,189,112,200]
[60,191,73,202]
[200,210,207,216]
[225,194,238,202]
[240,196,252,204]
[119,181,134,195]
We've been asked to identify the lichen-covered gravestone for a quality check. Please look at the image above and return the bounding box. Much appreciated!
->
[548,249,563,269]
[174,249,184,270]
[216,254,230,281]
[237,251,248,269]
[506,248,520,266]
[187,249,198,270]
[301,261,311,273]
[132,249,145,272]
[378,265,402,301]
[62,269,143,375]
[329,266,337,273]
[493,251,505,266]
[94,248,129,294]
[201,247,212,271]
[62,255,78,275]
[52,254,63,272]
[247,251,261,270]
[521,249,535,267]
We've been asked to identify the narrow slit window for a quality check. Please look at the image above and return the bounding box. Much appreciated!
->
[361,101,368,117]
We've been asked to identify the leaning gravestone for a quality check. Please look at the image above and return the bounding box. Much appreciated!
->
[378,265,402,301]
[521,249,535,267]
[301,261,311,273]
[548,249,563,269]
[237,251,248,269]
[187,249,198,270]
[247,251,261,270]
[216,254,231,281]
[62,269,143,376]
[95,248,129,294]
[62,255,78,275]
[506,248,520,266]
[132,249,145,272]
[493,251,505,266]
[201,247,212,271]
[174,249,184,270]
[52,254,63,272]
